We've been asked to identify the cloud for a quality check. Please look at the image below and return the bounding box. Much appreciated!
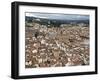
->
[26,13,48,19]
[26,13,38,17]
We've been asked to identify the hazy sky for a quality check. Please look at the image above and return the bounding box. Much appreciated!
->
[25,12,89,20]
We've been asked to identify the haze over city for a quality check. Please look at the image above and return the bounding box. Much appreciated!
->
[26,12,89,20]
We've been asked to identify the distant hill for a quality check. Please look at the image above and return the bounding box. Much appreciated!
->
[25,16,89,27]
